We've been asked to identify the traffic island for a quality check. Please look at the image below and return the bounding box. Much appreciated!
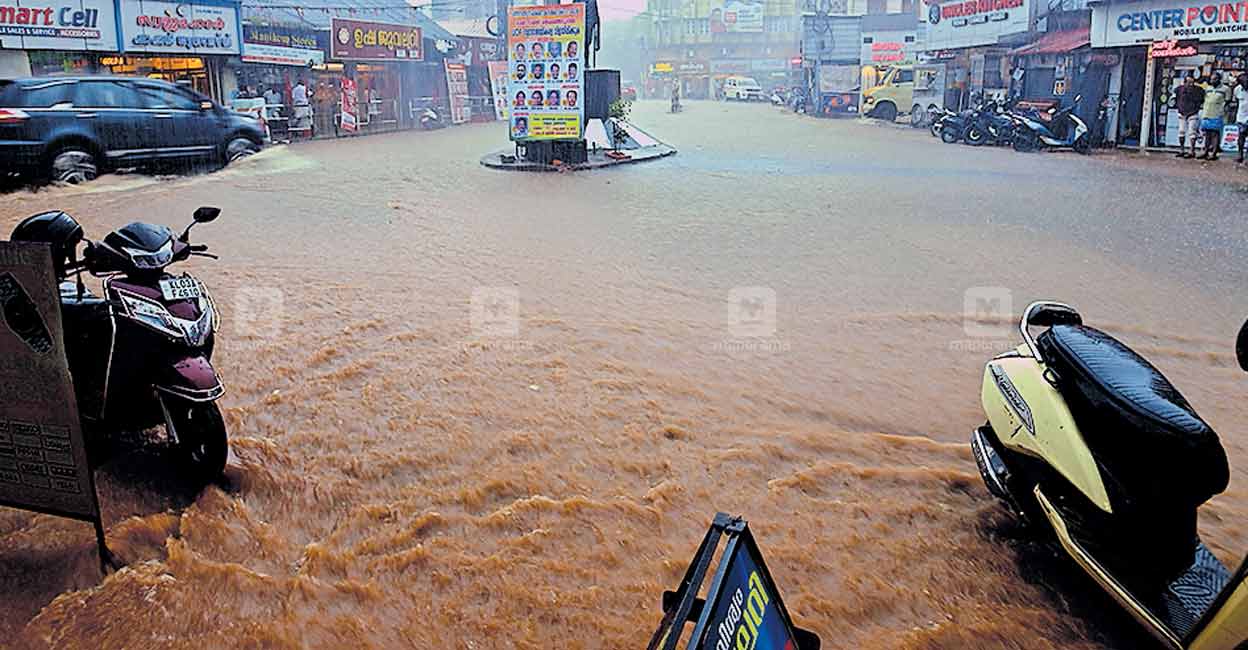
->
[481,118,676,172]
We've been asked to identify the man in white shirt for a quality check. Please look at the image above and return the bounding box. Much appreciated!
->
[1236,74,1248,165]
[291,78,311,134]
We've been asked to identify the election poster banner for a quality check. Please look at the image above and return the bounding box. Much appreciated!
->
[506,3,584,141]
[488,60,509,120]
[340,77,358,132]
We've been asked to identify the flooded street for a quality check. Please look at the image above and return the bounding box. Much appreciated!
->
[2,100,1247,649]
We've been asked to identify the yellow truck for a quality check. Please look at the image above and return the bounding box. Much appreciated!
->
[861,64,947,126]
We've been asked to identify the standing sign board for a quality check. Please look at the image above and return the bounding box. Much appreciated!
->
[119,0,240,54]
[488,60,509,120]
[0,242,110,566]
[507,3,585,142]
[340,77,359,132]
[0,0,119,51]
[445,60,470,124]
[647,513,821,650]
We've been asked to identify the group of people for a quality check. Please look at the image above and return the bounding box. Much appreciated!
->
[513,61,579,82]
[1174,72,1248,164]
[513,89,579,109]
[513,40,579,62]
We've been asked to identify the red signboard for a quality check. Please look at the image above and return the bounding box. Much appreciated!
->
[330,17,422,61]
[1149,39,1198,58]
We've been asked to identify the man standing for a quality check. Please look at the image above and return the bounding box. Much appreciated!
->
[1235,74,1248,165]
[1200,73,1229,161]
[1175,73,1205,159]
[291,77,311,136]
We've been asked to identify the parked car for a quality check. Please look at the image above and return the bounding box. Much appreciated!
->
[621,84,638,101]
[0,76,265,184]
[723,76,764,101]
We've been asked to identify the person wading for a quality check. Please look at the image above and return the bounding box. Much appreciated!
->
[1176,73,1205,159]
[1200,73,1229,161]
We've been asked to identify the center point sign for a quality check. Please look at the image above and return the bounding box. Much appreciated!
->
[1093,0,1248,45]
[330,17,422,61]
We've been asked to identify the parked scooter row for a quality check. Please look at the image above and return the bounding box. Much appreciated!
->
[930,95,1091,154]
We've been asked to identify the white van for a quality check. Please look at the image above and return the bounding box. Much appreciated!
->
[723,76,764,101]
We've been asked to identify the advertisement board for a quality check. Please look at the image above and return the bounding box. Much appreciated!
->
[698,540,798,650]
[242,24,323,66]
[330,17,421,61]
[488,60,508,120]
[119,0,239,54]
[1092,0,1248,47]
[862,31,917,65]
[506,3,585,141]
[923,0,1030,50]
[0,243,99,522]
[0,0,118,51]
[445,60,469,124]
[711,0,764,33]
[340,77,358,132]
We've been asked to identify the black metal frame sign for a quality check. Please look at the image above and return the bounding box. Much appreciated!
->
[648,512,821,650]
[0,242,112,571]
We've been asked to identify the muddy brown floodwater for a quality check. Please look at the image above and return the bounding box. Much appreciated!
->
[2,100,1248,650]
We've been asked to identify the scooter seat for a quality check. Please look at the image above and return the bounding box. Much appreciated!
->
[1037,324,1229,512]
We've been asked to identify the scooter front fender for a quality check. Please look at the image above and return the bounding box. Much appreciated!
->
[154,354,224,402]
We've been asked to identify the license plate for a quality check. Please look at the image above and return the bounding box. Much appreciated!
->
[159,277,201,301]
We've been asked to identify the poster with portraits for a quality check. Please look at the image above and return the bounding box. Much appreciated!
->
[506,3,584,141]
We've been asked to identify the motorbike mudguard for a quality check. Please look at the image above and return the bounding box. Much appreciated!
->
[981,347,1112,513]
[154,354,224,402]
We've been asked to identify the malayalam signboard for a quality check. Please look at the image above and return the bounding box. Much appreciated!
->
[507,3,585,141]
[1092,0,1248,46]
[119,0,239,54]
[488,59,509,120]
[0,243,99,522]
[0,0,118,51]
[330,17,421,61]
[242,24,323,66]
[862,31,917,65]
[923,0,1031,50]
[711,0,764,33]
[445,60,469,124]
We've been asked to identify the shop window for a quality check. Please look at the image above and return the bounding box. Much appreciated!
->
[983,55,1005,88]
[895,68,914,83]
[75,81,145,109]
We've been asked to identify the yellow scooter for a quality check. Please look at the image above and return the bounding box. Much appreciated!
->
[973,301,1248,650]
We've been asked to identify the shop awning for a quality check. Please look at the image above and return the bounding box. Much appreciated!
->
[244,1,457,43]
[1010,28,1090,56]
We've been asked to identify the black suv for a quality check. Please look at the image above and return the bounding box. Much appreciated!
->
[0,76,265,184]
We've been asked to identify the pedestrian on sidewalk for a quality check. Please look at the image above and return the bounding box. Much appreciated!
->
[1235,73,1248,165]
[291,77,311,136]
[1199,73,1229,161]
[1175,73,1205,159]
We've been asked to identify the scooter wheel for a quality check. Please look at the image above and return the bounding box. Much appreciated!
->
[964,126,986,146]
[930,122,942,138]
[1073,135,1090,155]
[169,400,228,485]
[941,127,960,144]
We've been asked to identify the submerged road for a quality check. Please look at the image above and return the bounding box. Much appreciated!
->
[1,99,1246,649]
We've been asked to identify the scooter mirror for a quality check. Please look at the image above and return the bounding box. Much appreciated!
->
[1237,318,1248,371]
[193,206,221,223]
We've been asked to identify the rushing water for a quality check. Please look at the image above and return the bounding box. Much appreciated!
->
[1,101,1247,649]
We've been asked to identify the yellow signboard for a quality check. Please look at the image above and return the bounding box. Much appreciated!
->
[507,3,585,142]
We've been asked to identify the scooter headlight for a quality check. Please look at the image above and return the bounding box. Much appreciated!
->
[122,240,174,270]
[117,290,183,340]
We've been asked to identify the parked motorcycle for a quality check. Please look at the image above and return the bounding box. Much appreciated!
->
[928,106,956,138]
[1010,94,1090,153]
[962,99,1021,147]
[973,300,1248,649]
[419,105,446,130]
[11,207,229,483]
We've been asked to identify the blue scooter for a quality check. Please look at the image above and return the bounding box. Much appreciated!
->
[1011,94,1091,154]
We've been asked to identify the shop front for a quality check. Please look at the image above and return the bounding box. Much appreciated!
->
[111,0,241,100]
[676,60,710,99]
[1009,23,1112,143]
[647,60,674,97]
[921,0,1034,107]
[1092,0,1248,149]
[0,0,119,77]
[328,17,421,133]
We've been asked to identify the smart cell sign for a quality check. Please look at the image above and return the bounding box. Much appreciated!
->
[1093,0,1248,46]
[923,0,1031,50]
[0,0,118,51]
[119,0,240,54]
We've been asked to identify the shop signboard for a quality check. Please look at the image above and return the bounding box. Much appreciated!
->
[676,60,709,74]
[750,58,788,71]
[651,61,674,73]
[862,31,917,65]
[330,17,421,61]
[340,76,358,132]
[710,59,751,74]
[488,59,508,120]
[242,24,323,66]
[445,60,469,124]
[922,0,1031,50]
[0,242,113,572]
[119,0,240,54]
[0,0,118,51]
[710,0,764,33]
[506,3,585,142]
[1093,0,1248,46]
